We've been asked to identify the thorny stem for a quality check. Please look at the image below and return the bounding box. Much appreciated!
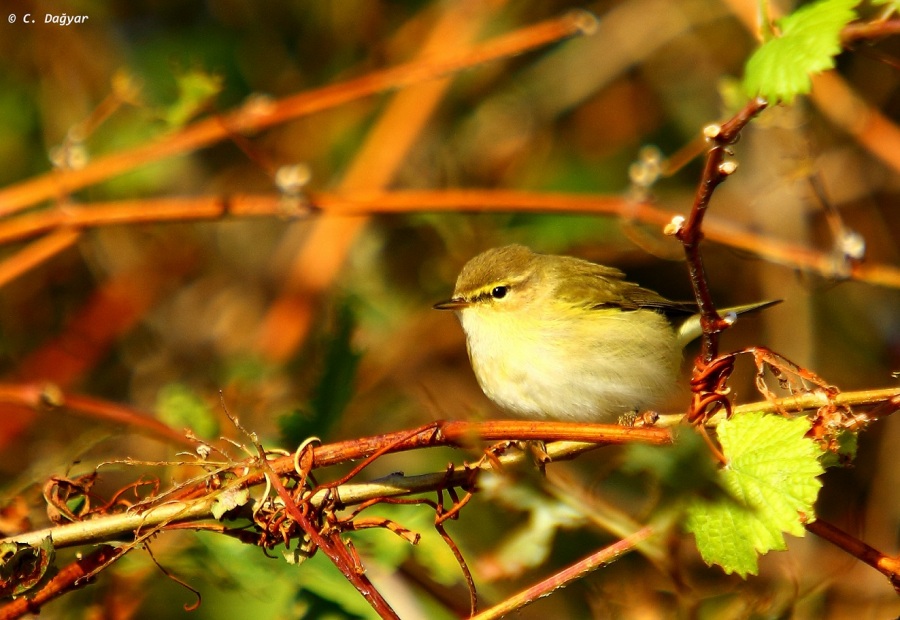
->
[676,97,767,364]
[254,441,401,619]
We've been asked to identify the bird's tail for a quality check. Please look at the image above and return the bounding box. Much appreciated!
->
[676,300,781,348]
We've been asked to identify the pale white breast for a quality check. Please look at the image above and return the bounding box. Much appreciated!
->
[459,306,681,422]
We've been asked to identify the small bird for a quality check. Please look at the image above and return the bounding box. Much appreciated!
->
[434,244,776,422]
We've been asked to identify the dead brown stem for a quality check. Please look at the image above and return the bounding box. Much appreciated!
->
[255,440,401,618]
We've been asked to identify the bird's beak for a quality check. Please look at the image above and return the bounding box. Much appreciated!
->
[433,297,469,310]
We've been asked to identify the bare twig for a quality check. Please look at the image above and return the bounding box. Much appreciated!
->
[0,229,81,288]
[2,191,898,289]
[469,526,655,620]
[805,519,900,593]
[841,18,900,45]
[655,386,900,427]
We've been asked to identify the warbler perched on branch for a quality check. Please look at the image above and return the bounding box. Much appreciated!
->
[434,244,776,422]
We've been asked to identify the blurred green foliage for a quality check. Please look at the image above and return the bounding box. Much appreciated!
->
[280,301,362,444]
[0,0,898,618]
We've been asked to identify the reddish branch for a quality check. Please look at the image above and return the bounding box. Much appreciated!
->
[672,98,767,424]
[0,545,123,620]
[675,97,767,364]
[842,19,900,45]
[0,382,194,448]
[1,191,899,290]
[805,519,900,592]
[273,420,672,477]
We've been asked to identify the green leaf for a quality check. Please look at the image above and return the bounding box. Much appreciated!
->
[478,472,586,579]
[685,413,824,577]
[743,0,860,104]
[294,554,380,619]
[623,426,723,501]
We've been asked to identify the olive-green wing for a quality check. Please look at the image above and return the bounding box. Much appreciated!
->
[550,256,696,314]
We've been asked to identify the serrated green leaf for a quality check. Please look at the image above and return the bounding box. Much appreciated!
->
[743,0,860,104]
[685,498,759,577]
[685,413,824,577]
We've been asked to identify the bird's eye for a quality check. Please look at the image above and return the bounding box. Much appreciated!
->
[491,286,508,299]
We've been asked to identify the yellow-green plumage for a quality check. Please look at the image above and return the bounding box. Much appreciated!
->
[435,245,773,422]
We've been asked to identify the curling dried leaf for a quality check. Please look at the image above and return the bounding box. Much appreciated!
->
[0,537,55,597]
